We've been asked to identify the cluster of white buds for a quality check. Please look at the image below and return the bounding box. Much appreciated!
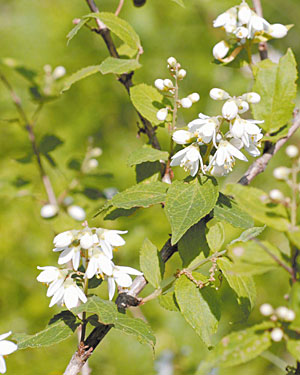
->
[37,226,142,309]
[44,64,67,80]
[155,57,200,122]
[170,88,263,177]
[212,1,289,61]
[0,331,18,374]
[81,147,102,173]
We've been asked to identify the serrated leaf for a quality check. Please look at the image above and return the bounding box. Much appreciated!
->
[117,43,137,58]
[128,145,169,167]
[136,161,161,183]
[86,12,141,50]
[66,18,89,44]
[13,311,79,349]
[39,134,63,154]
[175,274,220,347]
[99,57,141,75]
[227,240,289,275]
[196,322,274,374]
[165,177,218,245]
[178,220,210,267]
[225,184,289,232]
[158,291,180,312]
[130,84,164,126]
[214,193,254,229]
[111,181,168,209]
[140,238,164,288]
[73,296,155,348]
[231,226,266,244]
[62,65,101,92]
[252,49,298,133]
[207,222,225,252]
[218,258,256,316]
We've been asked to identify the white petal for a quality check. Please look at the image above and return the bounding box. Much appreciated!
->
[53,231,73,248]
[64,286,79,309]
[186,147,200,162]
[49,288,64,307]
[268,23,288,39]
[245,122,261,135]
[0,333,11,342]
[75,285,87,304]
[215,148,226,167]
[104,230,126,247]
[213,41,230,60]
[47,278,64,297]
[37,268,58,283]
[73,250,81,271]
[172,130,193,145]
[80,233,94,250]
[85,257,98,279]
[222,101,238,120]
[58,248,74,265]
[0,356,6,374]
[98,254,113,276]
[107,277,116,300]
[115,266,143,276]
[114,273,133,288]
[99,239,113,259]
[0,341,18,356]
[227,143,248,161]
[170,148,187,166]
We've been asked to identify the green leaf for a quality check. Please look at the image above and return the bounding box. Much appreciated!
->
[86,12,141,50]
[39,134,64,154]
[225,184,290,232]
[231,226,266,244]
[252,49,298,133]
[214,193,254,229]
[158,291,180,312]
[130,84,164,126]
[217,258,256,316]
[289,283,300,330]
[66,18,89,44]
[196,322,274,374]
[175,274,220,347]
[73,296,155,348]
[178,220,210,267]
[140,238,164,289]
[104,207,138,221]
[128,145,169,167]
[62,65,101,92]
[287,339,300,361]
[263,125,289,142]
[117,43,137,58]
[170,0,185,6]
[165,177,219,245]
[136,161,161,183]
[99,57,141,75]
[13,311,79,349]
[227,240,289,275]
[111,181,168,209]
[207,221,225,252]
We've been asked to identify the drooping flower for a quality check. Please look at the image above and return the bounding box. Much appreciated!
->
[54,245,82,271]
[229,116,264,148]
[188,114,221,146]
[85,247,114,279]
[107,265,143,300]
[212,40,230,60]
[170,144,204,177]
[0,332,18,374]
[95,229,127,259]
[172,130,194,145]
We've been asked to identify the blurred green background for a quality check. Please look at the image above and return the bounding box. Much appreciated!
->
[0,0,299,374]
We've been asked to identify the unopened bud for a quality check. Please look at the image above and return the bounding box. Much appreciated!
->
[73,18,81,25]
[210,88,230,101]
[167,56,177,68]
[237,100,249,114]
[235,26,249,39]
[53,66,66,79]
[180,98,193,109]
[67,205,86,221]
[285,309,296,322]
[154,79,165,91]
[156,108,168,121]
[271,328,283,342]
[40,204,58,219]
[286,145,299,158]
[273,166,291,180]
[260,303,273,316]
[242,92,261,104]
[213,40,230,60]
[222,100,239,120]
[163,79,174,89]
[90,147,102,157]
[268,24,288,39]
[87,158,98,169]
[238,3,252,24]
[178,69,187,79]
[188,93,200,103]
[276,306,289,320]
[269,189,284,202]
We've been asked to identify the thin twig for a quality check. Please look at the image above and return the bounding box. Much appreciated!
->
[0,72,57,206]
[252,0,268,60]
[115,0,125,16]
[238,111,300,186]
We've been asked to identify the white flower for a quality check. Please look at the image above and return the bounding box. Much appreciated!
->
[238,2,252,24]
[222,100,239,120]
[167,56,177,68]
[234,26,249,39]
[213,40,230,60]
[248,14,270,38]
[170,144,204,176]
[154,79,165,91]
[163,79,173,89]
[269,189,284,202]
[95,228,128,259]
[188,114,221,146]
[80,232,95,250]
[52,66,66,79]
[0,332,18,374]
[87,158,98,169]
[54,245,82,270]
[48,277,87,310]
[286,145,299,158]
[229,116,263,148]
[37,266,68,294]
[40,204,58,219]
[259,303,273,316]
[271,328,283,342]
[267,24,288,39]
[180,97,193,108]
[172,130,194,145]
[156,108,168,122]
[53,231,75,248]
[213,7,237,33]
[210,88,230,101]
[273,166,291,180]
[85,247,114,279]
[236,98,249,114]
[188,93,200,103]
[208,140,248,174]
[107,265,143,300]
[67,205,86,221]
[178,69,187,79]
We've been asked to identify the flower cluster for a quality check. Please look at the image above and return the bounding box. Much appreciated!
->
[37,226,142,309]
[171,88,263,177]
[0,332,17,374]
[212,1,289,61]
[155,57,200,122]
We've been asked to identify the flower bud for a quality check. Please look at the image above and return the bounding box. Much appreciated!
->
[235,26,249,39]
[180,98,193,109]
[286,145,299,158]
[73,18,81,25]
[154,79,165,91]
[87,158,99,169]
[276,306,289,320]
[90,147,102,157]
[53,66,66,79]
[178,69,187,79]
[40,204,58,219]
[242,92,261,104]
[210,88,230,101]
[188,93,200,103]
[222,100,239,120]
[273,166,291,180]
[268,24,288,39]
[163,79,174,89]
[237,100,249,114]
[238,3,252,24]
[269,189,284,202]
[156,108,168,122]
[260,303,273,316]
[285,309,296,322]
[67,205,86,221]
[213,40,230,60]
[251,15,264,32]
[271,328,283,342]
[172,130,193,145]
[167,56,177,68]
